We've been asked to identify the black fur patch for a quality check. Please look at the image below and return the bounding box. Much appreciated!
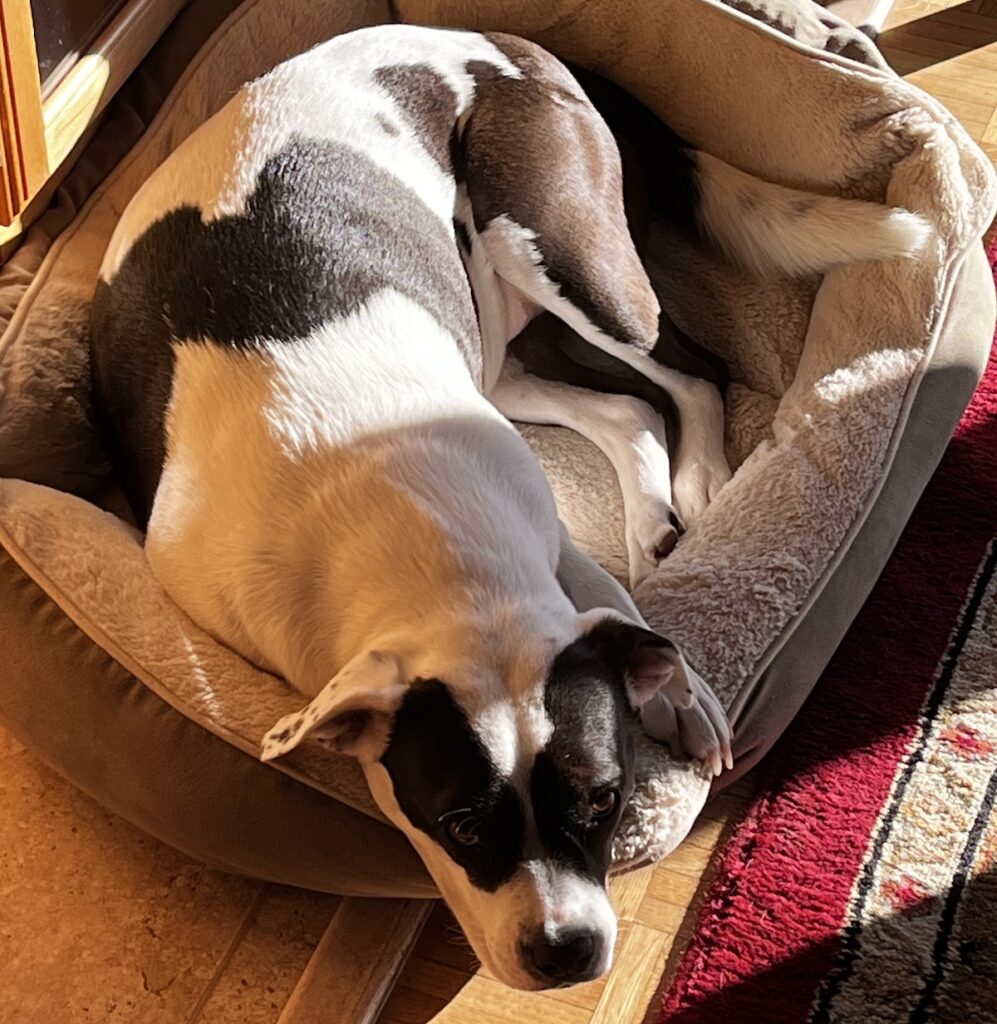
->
[382,638,641,897]
[382,651,636,892]
[381,679,526,892]
[373,62,458,173]
[530,629,636,884]
[562,62,701,235]
[90,134,480,523]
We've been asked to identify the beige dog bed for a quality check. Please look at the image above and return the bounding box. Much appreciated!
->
[0,0,994,897]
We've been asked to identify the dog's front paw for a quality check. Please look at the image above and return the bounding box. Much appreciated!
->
[626,502,685,588]
[671,460,732,527]
[640,666,733,777]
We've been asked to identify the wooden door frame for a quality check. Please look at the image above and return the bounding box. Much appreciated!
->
[0,0,47,225]
[0,0,185,239]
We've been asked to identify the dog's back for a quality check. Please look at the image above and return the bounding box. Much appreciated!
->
[89,25,528,525]
[90,26,571,678]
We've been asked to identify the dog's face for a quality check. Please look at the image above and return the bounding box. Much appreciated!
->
[261,611,684,989]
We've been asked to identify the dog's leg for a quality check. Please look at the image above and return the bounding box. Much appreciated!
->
[492,359,680,587]
[479,229,729,524]
[462,35,730,526]
[482,240,729,524]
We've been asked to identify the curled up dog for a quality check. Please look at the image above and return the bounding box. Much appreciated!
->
[89,25,928,989]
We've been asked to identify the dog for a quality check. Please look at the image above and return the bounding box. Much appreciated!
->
[89,24,928,989]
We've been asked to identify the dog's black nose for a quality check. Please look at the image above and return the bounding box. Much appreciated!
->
[522,927,599,984]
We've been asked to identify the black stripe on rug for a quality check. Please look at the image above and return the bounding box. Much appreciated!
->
[810,538,997,1023]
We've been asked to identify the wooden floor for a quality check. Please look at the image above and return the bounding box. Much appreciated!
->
[381,4,997,1023]
[879,0,997,189]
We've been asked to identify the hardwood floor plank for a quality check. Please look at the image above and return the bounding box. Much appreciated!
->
[682,815,728,852]
[634,892,694,937]
[983,101,997,141]
[698,792,752,824]
[430,976,594,1024]
[589,926,673,1024]
[276,898,431,1024]
[611,865,657,921]
[642,865,705,909]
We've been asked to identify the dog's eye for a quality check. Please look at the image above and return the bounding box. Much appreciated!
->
[589,789,618,819]
[445,816,481,847]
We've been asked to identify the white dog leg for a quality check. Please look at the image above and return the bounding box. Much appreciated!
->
[553,351,728,529]
[491,360,681,588]
[478,221,731,528]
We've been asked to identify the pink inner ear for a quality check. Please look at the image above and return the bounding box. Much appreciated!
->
[627,644,675,705]
[314,709,371,751]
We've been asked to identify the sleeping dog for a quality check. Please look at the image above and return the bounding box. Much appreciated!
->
[89,25,928,989]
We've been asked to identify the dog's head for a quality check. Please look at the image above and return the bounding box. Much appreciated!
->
[261,609,684,989]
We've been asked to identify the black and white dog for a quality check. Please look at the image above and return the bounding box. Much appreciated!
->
[90,25,927,989]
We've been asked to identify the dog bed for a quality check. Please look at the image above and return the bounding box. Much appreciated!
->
[0,0,994,896]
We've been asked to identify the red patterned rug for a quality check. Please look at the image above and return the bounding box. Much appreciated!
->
[661,244,997,1024]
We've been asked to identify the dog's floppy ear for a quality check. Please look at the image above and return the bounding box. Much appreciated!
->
[260,650,405,763]
[577,609,696,710]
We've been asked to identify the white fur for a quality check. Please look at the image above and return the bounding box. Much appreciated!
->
[491,359,678,587]
[146,291,500,685]
[454,185,542,391]
[694,150,931,278]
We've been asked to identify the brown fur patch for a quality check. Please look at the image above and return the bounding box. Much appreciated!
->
[374,62,459,173]
[461,33,660,352]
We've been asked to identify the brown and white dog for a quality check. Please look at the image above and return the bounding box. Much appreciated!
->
[89,25,927,989]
